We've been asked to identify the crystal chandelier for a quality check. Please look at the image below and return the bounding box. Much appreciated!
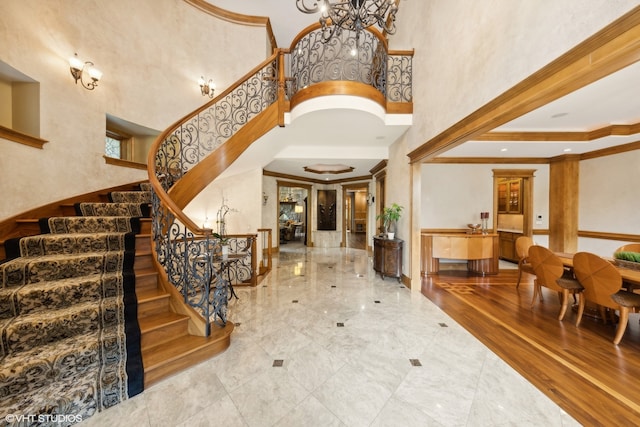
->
[296,0,398,42]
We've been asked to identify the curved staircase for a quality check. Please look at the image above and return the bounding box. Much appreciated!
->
[0,182,231,422]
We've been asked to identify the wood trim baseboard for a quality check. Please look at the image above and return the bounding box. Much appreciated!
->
[579,230,640,242]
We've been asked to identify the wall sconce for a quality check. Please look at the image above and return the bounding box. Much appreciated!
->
[294,205,303,214]
[366,193,375,206]
[69,53,102,90]
[198,76,215,98]
[262,192,269,206]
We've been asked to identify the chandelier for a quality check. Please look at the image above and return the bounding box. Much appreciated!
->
[296,0,398,42]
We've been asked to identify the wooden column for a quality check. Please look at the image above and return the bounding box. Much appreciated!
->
[549,155,580,253]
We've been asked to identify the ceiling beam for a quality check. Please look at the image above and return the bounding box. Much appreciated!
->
[408,6,640,163]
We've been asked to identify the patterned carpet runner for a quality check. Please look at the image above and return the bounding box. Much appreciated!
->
[0,187,149,424]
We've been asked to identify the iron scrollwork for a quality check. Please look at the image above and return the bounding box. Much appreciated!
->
[154,59,278,193]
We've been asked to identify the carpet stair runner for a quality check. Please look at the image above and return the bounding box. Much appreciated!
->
[0,185,150,424]
[0,181,235,425]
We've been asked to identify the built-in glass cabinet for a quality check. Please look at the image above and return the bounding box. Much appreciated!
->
[497,178,522,214]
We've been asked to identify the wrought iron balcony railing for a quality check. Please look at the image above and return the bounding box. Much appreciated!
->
[286,24,413,104]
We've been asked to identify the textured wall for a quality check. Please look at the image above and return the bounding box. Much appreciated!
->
[0,0,267,219]
[420,164,549,230]
[391,0,639,153]
[385,0,637,260]
[580,151,640,234]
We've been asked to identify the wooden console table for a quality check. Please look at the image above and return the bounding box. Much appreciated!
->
[373,236,403,281]
[421,233,499,275]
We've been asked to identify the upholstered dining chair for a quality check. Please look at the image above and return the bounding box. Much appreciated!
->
[515,236,535,288]
[573,251,640,345]
[528,246,583,320]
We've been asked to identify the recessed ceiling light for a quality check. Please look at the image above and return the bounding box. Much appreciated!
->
[500,148,508,152]
[563,148,572,152]
[551,112,569,119]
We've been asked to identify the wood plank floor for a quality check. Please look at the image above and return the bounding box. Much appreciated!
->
[421,267,640,426]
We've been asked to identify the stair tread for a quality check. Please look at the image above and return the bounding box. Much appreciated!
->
[135,268,158,276]
[136,287,169,302]
[138,311,188,332]
[142,334,227,370]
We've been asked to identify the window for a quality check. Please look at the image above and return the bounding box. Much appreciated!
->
[105,114,159,165]
[105,132,123,159]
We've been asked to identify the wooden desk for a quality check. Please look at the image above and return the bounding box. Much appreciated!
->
[422,233,499,275]
[556,252,640,288]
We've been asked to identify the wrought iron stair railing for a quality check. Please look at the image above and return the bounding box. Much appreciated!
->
[147,25,412,337]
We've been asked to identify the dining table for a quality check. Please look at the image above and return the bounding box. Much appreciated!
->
[555,252,640,289]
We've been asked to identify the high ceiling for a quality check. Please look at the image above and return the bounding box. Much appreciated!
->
[207,1,640,181]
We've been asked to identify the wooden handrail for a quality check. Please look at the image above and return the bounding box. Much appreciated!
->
[146,51,282,234]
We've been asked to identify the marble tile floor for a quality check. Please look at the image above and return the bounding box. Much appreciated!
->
[81,247,578,427]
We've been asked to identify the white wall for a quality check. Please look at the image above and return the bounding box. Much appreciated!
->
[578,151,640,256]
[0,0,268,219]
[185,168,263,236]
[391,0,639,154]
[420,164,549,230]
[387,1,636,284]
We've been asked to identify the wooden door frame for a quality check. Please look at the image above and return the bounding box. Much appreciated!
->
[342,183,371,248]
[276,180,313,248]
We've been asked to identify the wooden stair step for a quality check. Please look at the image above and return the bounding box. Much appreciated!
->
[135,269,158,293]
[134,251,153,271]
[139,218,151,234]
[137,288,170,317]
[13,219,41,235]
[142,324,233,387]
[139,311,190,350]
[58,204,77,216]
[135,234,151,252]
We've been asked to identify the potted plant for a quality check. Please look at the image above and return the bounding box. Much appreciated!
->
[212,233,230,259]
[377,203,403,239]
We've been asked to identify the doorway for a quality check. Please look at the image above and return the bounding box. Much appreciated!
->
[343,184,369,250]
[277,181,311,250]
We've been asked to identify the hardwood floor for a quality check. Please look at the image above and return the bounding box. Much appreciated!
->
[421,267,640,426]
[346,231,366,250]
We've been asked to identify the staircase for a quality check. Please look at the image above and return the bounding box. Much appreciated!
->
[0,182,232,422]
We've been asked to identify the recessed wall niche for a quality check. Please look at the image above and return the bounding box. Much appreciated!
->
[0,60,42,147]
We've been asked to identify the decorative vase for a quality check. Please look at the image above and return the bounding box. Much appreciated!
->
[387,232,395,240]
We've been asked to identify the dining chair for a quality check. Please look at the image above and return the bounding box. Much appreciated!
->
[573,251,640,345]
[528,246,583,320]
[515,236,535,288]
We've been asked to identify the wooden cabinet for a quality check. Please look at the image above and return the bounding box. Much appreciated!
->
[373,237,403,281]
[497,178,522,214]
[421,233,499,276]
[498,231,522,262]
